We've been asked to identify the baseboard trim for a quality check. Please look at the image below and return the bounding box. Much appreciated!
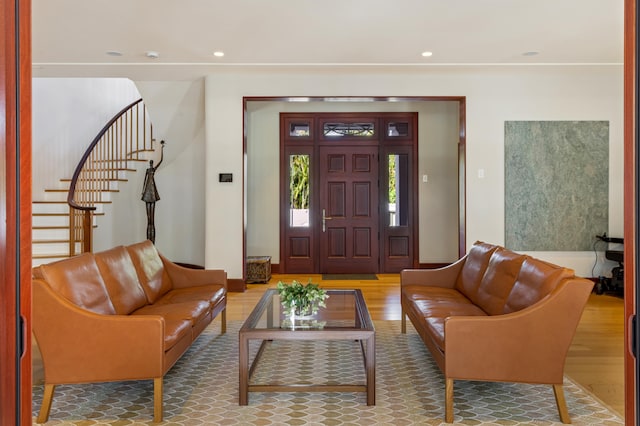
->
[228,278,246,292]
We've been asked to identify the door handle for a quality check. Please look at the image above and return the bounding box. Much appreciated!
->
[322,209,332,232]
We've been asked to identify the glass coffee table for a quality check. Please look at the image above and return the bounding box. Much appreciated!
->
[238,288,375,405]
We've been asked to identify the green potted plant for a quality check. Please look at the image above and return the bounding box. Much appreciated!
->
[276,279,328,317]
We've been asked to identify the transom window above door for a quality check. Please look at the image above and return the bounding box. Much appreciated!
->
[323,122,375,138]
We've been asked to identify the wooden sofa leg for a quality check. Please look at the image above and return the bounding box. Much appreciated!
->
[401,309,406,334]
[445,378,454,423]
[154,377,163,423]
[552,384,571,424]
[37,384,56,423]
[221,309,227,334]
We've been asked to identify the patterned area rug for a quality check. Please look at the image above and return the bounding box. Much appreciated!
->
[33,321,623,425]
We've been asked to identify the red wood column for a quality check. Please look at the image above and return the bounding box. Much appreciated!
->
[624,0,638,424]
[0,0,32,424]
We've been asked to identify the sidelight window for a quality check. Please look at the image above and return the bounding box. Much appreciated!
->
[289,154,310,227]
[388,154,409,227]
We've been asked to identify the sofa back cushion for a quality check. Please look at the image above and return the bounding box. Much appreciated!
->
[454,241,500,300]
[95,246,149,314]
[473,249,527,315]
[126,240,172,303]
[38,253,116,315]
[504,257,575,313]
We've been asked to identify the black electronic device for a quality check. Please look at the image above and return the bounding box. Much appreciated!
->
[594,233,624,295]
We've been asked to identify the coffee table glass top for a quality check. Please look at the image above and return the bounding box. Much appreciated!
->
[240,288,374,331]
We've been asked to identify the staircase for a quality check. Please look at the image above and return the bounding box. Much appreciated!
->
[32,175,120,266]
[32,99,155,266]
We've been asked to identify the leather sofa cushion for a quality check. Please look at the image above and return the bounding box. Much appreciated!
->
[95,246,149,315]
[454,241,499,301]
[154,285,226,308]
[473,249,527,315]
[134,300,211,327]
[126,241,173,304]
[38,253,116,315]
[406,287,487,352]
[504,257,575,313]
[132,301,210,350]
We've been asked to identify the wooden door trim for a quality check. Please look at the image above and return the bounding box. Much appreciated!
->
[624,0,638,424]
[1,0,32,423]
[244,96,467,277]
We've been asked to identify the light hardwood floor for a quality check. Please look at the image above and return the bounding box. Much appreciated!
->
[228,274,625,417]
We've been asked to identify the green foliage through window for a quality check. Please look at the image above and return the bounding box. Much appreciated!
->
[388,154,397,203]
[290,155,310,209]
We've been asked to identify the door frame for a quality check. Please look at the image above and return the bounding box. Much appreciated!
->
[243,96,467,279]
[1,0,32,424]
[624,0,639,423]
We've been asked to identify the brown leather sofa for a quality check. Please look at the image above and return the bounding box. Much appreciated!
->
[32,240,227,423]
[401,241,594,424]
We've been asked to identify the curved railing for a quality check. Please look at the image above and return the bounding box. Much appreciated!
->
[67,98,154,255]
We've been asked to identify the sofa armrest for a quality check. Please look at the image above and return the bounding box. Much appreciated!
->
[33,279,166,384]
[160,254,227,290]
[443,277,593,384]
[400,256,466,289]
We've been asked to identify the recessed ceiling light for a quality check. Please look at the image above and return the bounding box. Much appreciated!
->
[106,50,123,57]
[145,51,160,59]
[523,51,539,56]
[213,51,225,57]
[421,51,433,57]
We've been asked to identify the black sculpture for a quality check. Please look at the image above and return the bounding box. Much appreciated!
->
[142,140,165,243]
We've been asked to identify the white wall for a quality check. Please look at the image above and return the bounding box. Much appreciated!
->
[126,79,207,264]
[32,78,140,194]
[203,65,623,278]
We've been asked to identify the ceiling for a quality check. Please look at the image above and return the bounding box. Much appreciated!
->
[32,0,624,81]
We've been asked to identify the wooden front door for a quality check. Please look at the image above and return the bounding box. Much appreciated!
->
[319,145,379,273]
[280,112,417,274]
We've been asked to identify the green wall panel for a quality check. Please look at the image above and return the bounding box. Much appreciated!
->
[505,121,608,251]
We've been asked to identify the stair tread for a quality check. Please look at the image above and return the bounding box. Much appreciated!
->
[33,239,80,244]
[60,178,128,182]
[33,200,112,204]
[32,201,68,204]
[46,189,120,193]
[80,168,136,172]
[33,212,104,216]
[33,225,97,229]
[33,253,71,259]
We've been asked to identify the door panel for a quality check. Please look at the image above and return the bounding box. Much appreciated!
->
[320,145,379,273]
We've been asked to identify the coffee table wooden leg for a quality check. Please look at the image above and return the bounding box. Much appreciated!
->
[366,335,376,405]
[239,334,249,405]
